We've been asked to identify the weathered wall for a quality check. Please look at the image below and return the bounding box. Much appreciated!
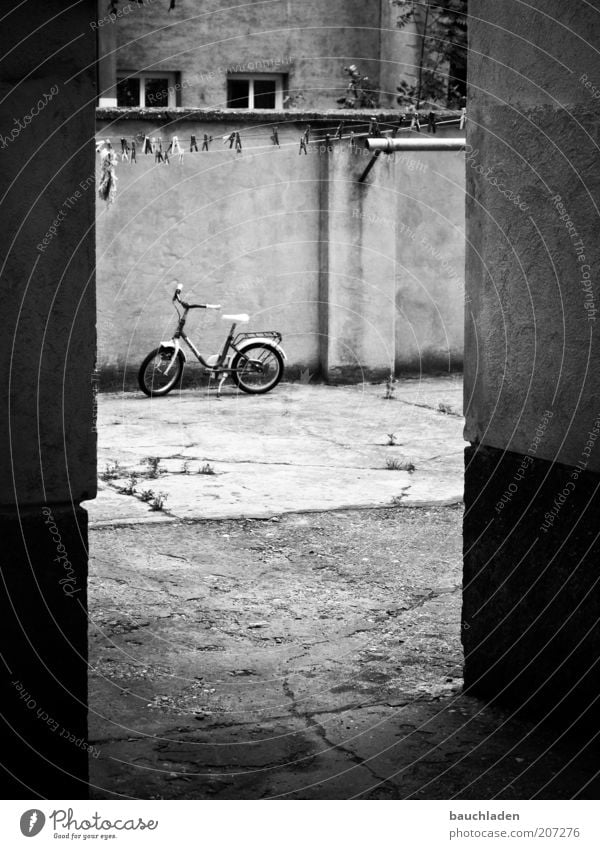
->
[96,116,322,382]
[1,0,96,796]
[96,112,465,382]
[464,1,600,472]
[109,0,387,110]
[394,149,465,371]
[463,0,600,725]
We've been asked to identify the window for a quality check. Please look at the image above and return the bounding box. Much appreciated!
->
[227,75,284,109]
[117,72,178,108]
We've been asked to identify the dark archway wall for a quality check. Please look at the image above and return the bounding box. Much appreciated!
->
[0,3,96,796]
[463,2,600,723]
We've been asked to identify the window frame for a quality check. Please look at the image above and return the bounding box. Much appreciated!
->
[116,71,178,108]
[226,74,284,109]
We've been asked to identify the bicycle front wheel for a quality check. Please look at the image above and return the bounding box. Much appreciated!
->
[138,347,185,396]
[231,344,284,394]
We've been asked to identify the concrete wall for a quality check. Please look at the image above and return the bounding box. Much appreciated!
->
[463,0,600,726]
[107,0,392,110]
[1,0,96,796]
[96,111,465,383]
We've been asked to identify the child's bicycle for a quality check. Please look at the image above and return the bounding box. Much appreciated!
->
[138,282,286,397]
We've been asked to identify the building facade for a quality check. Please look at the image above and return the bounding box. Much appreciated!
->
[96,0,420,111]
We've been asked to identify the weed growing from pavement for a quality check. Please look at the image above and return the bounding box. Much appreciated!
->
[391,489,411,505]
[150,492,168,511]
[118,473,138,495]
[140,489,155,503]
[384,373,396,400]
[438,401,461,416]
[387,432,398,446]
[180,461,190,474]
[100,459,125,481]
[144,456,163,478]
[386,457,416,472]
[198,463,216,475]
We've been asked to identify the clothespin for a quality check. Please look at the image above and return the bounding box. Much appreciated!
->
[427,112,437,134]
[459,106,466,130]
[130,140,137,164]
[407,106,421,132]
[235,132,242,153]
[201,134,213,151]
[303,125,311,144]
[155,139,163,163]
[190,134,198,152]
[171,136,184,164]
[324,133,332,152]
[349,130,356,151]
[143,135,152,154]
[271,125,280,146]
[224,132,236,148]
[299,135,308,155]
[368,116,381,137]
[335,122,344,140]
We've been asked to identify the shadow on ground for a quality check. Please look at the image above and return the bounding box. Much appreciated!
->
[88,506,600,799]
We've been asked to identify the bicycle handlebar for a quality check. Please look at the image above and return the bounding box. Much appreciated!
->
[172,284,221,311]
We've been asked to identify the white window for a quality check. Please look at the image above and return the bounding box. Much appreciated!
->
[227,75,284,109]
[116,72,178,108]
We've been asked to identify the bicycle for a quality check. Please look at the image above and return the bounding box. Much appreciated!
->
[138,282,286,397]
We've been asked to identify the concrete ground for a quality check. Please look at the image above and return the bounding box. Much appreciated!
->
[85,377,600,799]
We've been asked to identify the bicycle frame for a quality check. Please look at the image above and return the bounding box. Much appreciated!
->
[159,291,284,379]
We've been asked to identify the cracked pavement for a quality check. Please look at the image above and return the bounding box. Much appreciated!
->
[87,378,600,798]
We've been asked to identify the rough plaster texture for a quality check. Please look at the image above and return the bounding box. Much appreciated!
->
[110,0,398,110]
[0,0,96,798]
[0,3,97,506]
[462,1,600,722]
[96,118,322,379]
[464,0,600,471]
[96,114,465,381]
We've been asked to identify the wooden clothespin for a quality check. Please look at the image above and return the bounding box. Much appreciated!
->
[368,116,381,137]
[171,136,184,164]
[335,122,344,140]
[271,125,280,146]
[459,106,466,129]
[299,135,308,154]
[427,112,437,134]
[235,132,242,153]
[190,135,198,152]
[303,124,311,144]
[224,132,236,148]
[130,139,137,164]
[201,134,213,151]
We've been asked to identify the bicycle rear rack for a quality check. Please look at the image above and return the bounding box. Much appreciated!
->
[234,330,282,345]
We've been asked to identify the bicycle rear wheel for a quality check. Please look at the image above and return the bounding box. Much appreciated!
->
[138,347,184,396]
[231,344,284,394]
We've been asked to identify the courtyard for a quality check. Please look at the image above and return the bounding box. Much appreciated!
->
[84,378,600,799]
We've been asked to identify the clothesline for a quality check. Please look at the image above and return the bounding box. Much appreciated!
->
[96,115,465,157]
[96,111,466,204]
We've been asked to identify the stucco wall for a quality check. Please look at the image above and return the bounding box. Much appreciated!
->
[464,0,600,472]
[109,0,388,110]
[1,3,97,506]
[96,112,465,382]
